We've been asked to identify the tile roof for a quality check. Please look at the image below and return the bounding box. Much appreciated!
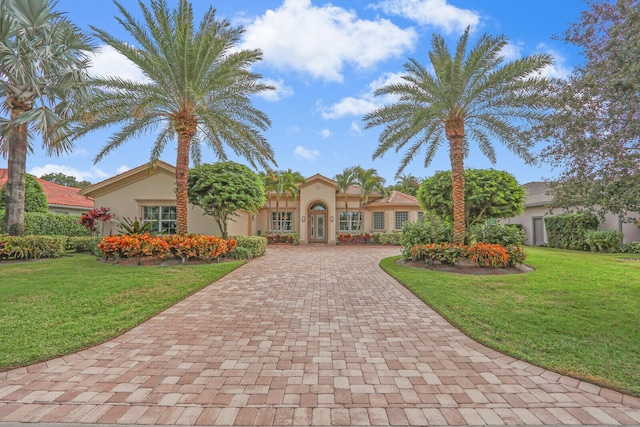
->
[522,181,553,206]
[366,191,419,206]
[0,169,94,209]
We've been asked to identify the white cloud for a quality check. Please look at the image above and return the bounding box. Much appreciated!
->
[320,71,405,119]
[257,77,294,101]
[88,45,149,82]
[293,145,319,161]
[320,129,332,139]
[350,121,362,135]
[241,0,416,82]
[535,44,572,79]
[500,41,524,61]
[370,0,480,34]
[116,165,130,174]
[29,164,110,183]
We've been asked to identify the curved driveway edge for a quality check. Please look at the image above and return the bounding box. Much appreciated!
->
[1,245,639,426]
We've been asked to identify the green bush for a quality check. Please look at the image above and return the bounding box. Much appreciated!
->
[408,243,466,265]
[232,235,267,257]
[372,232,402,245]
[230,246,253,259]
[0,235,67,260]
[584,230,624,252]
[20,212,89,236]
[620,242,640,254]
[545,212,599,250]
[474,224,527,246]
[67,236,102,253]
[400,217,452,258]
[0,174,48,213]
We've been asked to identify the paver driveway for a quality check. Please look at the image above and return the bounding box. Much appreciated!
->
[1,245,639,426]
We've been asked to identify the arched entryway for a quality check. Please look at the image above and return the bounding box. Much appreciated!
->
[308,202,328,243]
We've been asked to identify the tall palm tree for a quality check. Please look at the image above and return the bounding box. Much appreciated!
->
[260,170,277,234]
[281,169,305,229]
[334,167,357,233]
[0,0,92,235]
[354,166,386,232]
[364,27,553,243]
[71,0,276,235]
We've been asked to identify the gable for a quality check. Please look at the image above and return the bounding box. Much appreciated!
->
[80,161,176,199]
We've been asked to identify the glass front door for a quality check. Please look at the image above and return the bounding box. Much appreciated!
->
[308,202,328,243]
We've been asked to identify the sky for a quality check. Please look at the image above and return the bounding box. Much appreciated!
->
[26,0,587,186]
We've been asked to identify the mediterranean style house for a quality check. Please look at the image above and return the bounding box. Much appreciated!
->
[502,181,640,245]
[79,161,425,244]
[0,169,94,215]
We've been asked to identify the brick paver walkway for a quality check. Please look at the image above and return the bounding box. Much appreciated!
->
[1,245,639,426]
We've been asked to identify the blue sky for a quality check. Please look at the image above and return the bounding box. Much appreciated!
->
[28,0,585,186]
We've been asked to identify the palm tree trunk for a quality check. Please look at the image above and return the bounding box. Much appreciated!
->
[175,132,191,236]
[447,119,466,244]
[3,107,29,236]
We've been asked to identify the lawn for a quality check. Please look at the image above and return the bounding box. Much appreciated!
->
[381,247,640,397]
[0,253,244,370]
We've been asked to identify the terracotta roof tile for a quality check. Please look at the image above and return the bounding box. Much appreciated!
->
[0,169,94,209]
[366,191,419,206]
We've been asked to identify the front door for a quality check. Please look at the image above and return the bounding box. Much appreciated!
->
[533,217,544,245]
[308,202,328,243]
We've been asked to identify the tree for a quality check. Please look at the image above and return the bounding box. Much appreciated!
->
[40,172,91,189]
[334,167,358,233]
[537,0,640,220]
[364,27,553,243]
[280,169,305,228]
[0,0,92,235]
[354,166,386,231]
[70,0,276,236]
[261,169,305,234]
[388,174,421,196]
[417,169,525,228]
[188,162,265,239]
[0,174,48,214]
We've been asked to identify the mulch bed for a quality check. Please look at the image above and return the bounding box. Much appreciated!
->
[398,257,533,275]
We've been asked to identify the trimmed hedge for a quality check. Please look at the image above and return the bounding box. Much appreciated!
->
[472,224,526,246]
[67,236,102,253]
[0,210,90,237]
[544,212,599,250]
[231,236,267,258]
[0,235,67,260]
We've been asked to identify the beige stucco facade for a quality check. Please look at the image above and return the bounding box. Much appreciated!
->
[81,162,424,242]
[502,182,640,245]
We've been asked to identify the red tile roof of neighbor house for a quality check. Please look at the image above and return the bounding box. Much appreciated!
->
[0,169,94,209]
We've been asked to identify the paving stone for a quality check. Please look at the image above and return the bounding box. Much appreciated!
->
[0,246,637,426]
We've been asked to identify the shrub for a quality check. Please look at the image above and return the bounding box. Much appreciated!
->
[584,230,624,252]
[337,233,373,244]
[0,235,67,260]
[67,236,102,253]
[230,246,253,259]
[467,243,509,267]
[232,235,267,257]
[115,217,153,235]
[266,233,299,244]
[2,211,89,236]
[0,174,48,213]
[372,232,402,245]
[408,243,466,265]
[400,217,452,258]
[80,207,114,236]
[620,242,640,254]
[505,244,527,266]
[474,225,527,246]
[545,212,599,250]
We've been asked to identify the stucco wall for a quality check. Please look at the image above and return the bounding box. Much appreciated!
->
[299,180,337,244]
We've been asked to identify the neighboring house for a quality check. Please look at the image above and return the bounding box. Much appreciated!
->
[0,168,94,215]
[80,162,424,243]
[503,181,640,245]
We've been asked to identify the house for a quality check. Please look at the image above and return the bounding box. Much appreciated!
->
[80,162,424,243]
[0,169,94,215]
[503,181,640,245]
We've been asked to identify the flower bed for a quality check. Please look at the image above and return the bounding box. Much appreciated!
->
[98,234,236,264]
[407,242,526,267]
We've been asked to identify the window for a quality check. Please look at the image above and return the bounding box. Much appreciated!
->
[373,212,384,230]
[417,211,424,221]
[395,211,408,230]
[339,211,361,232]
[271,211,293,232]
[142,206,177,234]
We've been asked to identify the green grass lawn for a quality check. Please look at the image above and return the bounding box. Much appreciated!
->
[0,253,244,370]
[381,247,640,397]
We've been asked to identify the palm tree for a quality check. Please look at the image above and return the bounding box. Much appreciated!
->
[71,0,276,235]
[0,0,92,235]
[260,170,277,235]
[281,169,305,229]
[334,167,357,233]
[354,166,386,232]
[389,174,421,196]
[364,27,553,243]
